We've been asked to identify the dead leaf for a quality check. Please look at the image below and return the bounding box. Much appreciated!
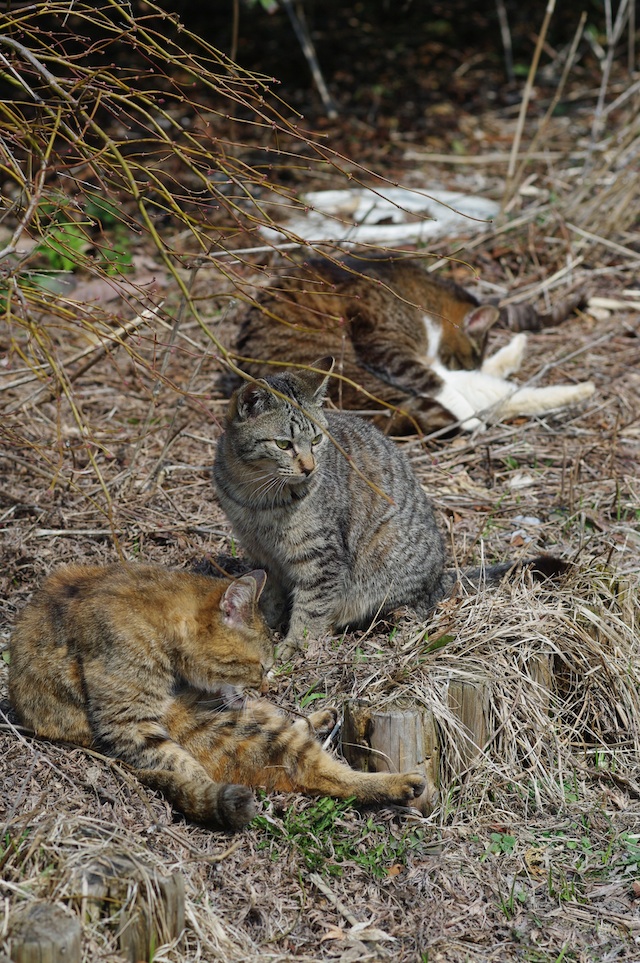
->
[320,924,347,943]
[350,922,395,942]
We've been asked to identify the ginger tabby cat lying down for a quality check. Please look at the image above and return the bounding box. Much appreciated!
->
[9,563,425,830]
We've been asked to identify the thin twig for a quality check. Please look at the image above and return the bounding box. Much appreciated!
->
[502,0,557,207]
[308,872,360,926]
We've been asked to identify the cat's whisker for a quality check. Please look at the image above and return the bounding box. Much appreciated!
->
[253,474,286,503]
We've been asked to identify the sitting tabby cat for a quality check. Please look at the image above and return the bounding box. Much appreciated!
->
[228,253,594,433]
[8,563,425,830]
[213,358,564,659]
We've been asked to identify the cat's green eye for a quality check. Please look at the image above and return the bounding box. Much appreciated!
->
[275,439,293,450]
[311,434,323,446]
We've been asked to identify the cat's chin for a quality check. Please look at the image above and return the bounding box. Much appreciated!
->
[284,474,313,486]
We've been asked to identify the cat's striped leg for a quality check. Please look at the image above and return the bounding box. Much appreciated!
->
[136,765,256,829]
[277,573,344,658]
[355,344,463,433]
[282,710,426,805]
[90,695,256,829]
[352,333,483,431]
[182,699,426,808]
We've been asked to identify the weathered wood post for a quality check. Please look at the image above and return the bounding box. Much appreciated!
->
[341,699,439,814]
[8,903,81,963]
[447,678,490,771]
[8,854,184,962]
[342,653,556,810]
[70,851,185,962]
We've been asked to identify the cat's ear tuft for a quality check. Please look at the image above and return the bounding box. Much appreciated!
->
[220,570,266,625]
[464,305,500,336]
[301,356,335,404]
[235,380,275,420]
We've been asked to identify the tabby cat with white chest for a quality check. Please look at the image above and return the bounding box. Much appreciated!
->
[213,358,564,659]
[9,563,425,829]
[227,253,594,434]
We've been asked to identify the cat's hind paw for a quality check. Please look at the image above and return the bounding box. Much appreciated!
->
[306,706,339,735]
[569,380,596,402]
[219,783,256,830]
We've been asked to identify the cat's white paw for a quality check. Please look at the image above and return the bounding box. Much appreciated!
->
[482,333,527,378]
[497,380,596,419]
[432,379,484,432]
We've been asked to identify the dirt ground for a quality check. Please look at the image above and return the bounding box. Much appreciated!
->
[1,5,640,962]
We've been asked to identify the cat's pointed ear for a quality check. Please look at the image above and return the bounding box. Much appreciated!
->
[220,570,267,625]
[464,305,500,336]
[299,356,335,404]
[235,380,276,420]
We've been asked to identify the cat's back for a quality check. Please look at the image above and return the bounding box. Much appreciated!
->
[231,254,486,395]
[319,410,438,533]
[294,409,445,623]
[322,408,422,488]
[11,563,243,651]
[12,563,170,640]
[240,254,478,323]
[7,563,114,744]
[237,254,451,337]
[10,563,111,648]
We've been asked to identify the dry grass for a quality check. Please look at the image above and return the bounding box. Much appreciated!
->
[2,3,640,961]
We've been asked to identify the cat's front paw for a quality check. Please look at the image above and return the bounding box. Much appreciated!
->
[276,637,301,663]
[390,772,427,804]
[218,783,256,830]
[482,333,527,378]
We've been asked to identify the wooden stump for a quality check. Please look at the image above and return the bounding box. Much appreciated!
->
[69,852,185,962]
[343,656,555,809]
[9,903,81,963]
[342,699,439,814]
[528,653,553,708]
[447,679,490,771]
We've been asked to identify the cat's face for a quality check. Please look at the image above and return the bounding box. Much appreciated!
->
[227,359,334,487]
[439,304,500,371]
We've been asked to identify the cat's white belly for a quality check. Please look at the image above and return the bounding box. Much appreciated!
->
[436,365,515,410]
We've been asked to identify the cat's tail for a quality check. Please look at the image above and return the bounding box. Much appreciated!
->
[442,555,569,598]
[137,767,256,830]
[499,292,586,332]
